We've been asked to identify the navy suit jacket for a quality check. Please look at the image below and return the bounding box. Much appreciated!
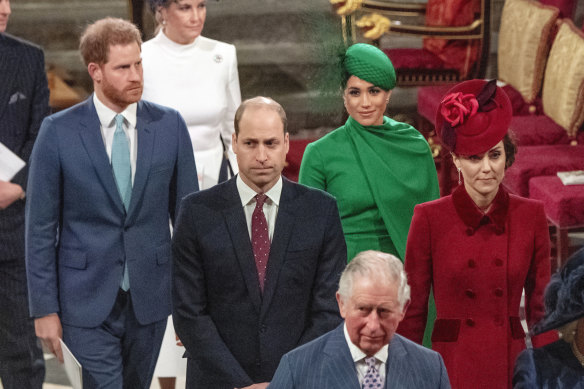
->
[172,177,347,388]
[25,96,197,327]
[0,33,50,260]
[269,324,451,389]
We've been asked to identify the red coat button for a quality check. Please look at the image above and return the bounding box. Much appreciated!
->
[494,258,503,267]
[468,259,476,268]
[465,289,476,298]
[466,318,475,327]
[494,288,503,297]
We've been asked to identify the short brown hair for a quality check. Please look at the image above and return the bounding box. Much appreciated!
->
[503,131,517,169]
[79,17,142,66]
[234,97,288,135]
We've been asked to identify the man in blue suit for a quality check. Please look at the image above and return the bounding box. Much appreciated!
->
[25,17,197,388]
[0,0,50,387]
[172,97,347,389]
[269,250,451,389]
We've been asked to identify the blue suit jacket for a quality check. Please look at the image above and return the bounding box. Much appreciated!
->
[25,96,197,327]
[0,33,49,260]
[172,177,347,388]
[269,324,451,389]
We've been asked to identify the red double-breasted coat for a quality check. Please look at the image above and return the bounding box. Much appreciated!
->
[399,186,556,389]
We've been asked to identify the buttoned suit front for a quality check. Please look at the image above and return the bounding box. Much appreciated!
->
[0,32,49,389]
[25,96,197,385]
[268,324,451,388]
[172,177,347,388]
[399,186,556,389]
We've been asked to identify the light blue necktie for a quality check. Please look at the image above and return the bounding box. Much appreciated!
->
[112,114,131,290]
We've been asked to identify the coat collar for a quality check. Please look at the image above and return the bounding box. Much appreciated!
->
[452,184,509,236]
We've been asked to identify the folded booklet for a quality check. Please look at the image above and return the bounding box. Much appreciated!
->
[0,142,25,181]
[557,170,584,185]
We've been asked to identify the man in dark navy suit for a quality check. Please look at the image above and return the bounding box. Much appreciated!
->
[172,97,347,389]
[269,251,451,389]
[26,17,197,388]
[0,0,50,387]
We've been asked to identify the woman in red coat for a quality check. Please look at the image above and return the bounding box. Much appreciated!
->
[398,79,556,388]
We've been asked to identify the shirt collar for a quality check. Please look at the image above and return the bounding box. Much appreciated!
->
[93,93,137,129]
[452,184,509,236]
[343,322,388,364]
[236,175,282,207]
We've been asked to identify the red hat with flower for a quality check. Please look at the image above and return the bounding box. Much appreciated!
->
[435,79,512,156]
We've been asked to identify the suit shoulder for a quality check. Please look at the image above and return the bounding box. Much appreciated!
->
[181,179,230,206]
[139,99,182,120]
[282,328,334,362]
[3,33,44,55]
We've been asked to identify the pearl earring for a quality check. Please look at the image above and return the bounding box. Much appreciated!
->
[457,168,462,185]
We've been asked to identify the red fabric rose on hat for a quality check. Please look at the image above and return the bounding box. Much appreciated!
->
[440,92,479,127]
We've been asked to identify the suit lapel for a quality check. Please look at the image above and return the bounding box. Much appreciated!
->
[0,35,19,120]
[223,179,262,313]
[78,97,125,215]
[260,178,296,319]
[323,325,361,388]
[385,335,410,388]
[126,100,154,222]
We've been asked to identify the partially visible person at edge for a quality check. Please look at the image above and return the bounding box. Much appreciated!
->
[142,0,241,190]
[399,79,557,389]
[514,247,584,389]
[268,250,451,389]
[298,42,439,346]
[0,0,50,387]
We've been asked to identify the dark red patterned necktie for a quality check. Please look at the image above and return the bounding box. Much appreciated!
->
[252,193,270,292]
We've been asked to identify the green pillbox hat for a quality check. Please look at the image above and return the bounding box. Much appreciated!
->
[344,43,396,90]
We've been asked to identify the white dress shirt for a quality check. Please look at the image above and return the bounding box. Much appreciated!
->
[93,94,138,184]
[236,175,282,241]
[344,323,388,386]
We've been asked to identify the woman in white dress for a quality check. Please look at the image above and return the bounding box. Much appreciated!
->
[142,1,241,388]
[143,0,241,190]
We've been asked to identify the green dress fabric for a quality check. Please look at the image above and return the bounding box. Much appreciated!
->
[299,116,439,348]
[299,116,439,262]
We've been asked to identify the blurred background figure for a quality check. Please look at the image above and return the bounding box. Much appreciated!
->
[400,79,556,389]
[514,247,584,389]
[142,0,241,191]
[0,0,50,387]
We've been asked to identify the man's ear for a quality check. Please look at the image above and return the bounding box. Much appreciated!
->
[399,299,411,321]
[231,133,238,154]
[336,292,346,319]
[88,62,102,83]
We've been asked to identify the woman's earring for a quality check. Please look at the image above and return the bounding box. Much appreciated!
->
[162,19,167,25]
[457,168,462,185]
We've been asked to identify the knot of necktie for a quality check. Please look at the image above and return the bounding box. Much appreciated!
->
[255,193,268,208]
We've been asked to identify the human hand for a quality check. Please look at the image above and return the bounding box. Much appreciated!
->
[35,313,63,363]
[236,383,269,389]
[175,333,183,347]
[0,181,24,209]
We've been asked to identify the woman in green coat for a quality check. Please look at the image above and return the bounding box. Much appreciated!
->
[299,43,439,263]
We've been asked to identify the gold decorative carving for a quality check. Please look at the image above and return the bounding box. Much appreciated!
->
[330,0,363,16]
[356,13,391,40]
